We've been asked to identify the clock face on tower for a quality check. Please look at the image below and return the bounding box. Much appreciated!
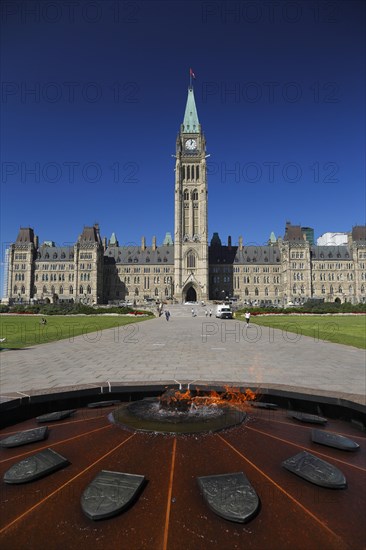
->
[185,138,197,150]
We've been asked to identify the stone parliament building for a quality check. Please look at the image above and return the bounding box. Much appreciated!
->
[4,87,366,306]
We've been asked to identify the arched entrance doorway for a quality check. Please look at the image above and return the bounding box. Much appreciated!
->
[185,286,197,302]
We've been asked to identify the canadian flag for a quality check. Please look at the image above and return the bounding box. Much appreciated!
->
[189,68,196,79]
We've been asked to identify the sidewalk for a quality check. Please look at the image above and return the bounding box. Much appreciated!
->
[1,316,365,405]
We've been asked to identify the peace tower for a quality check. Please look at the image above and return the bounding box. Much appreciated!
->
[173,87,209,302]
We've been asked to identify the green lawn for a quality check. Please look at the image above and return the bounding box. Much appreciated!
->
[0,315,152,349]
[236,314,366,349]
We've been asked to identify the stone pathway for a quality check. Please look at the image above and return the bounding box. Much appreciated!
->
[0,315,365,404]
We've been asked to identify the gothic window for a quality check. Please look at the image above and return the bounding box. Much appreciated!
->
[184,189,189,200]
[293,285,297,294]
[330,285,334,294]
[59,286,64,295]
[187,252,196,269]
[245,288,249,296]
[182,166,185,180]
[53,253,57,259]
[275,287,278,296]
[51,285,55,294]
[165,287,169,296]
[187,166,190,180]
[155,288,159,296]
[196,165,199,179]
[193,203,199,235]
[361,285,365,294]
[45,253,49,259]
[79,285,84,294]
[43,286,47,293]
[301,285,305,294]
[69,286,73,294]
[21,286,25,294]
[265,287,269,296]
[14,285,18,294]
[338,286,342,293]
[87,285,91,294]
[192,189,198,200]
[321,285,325,294]
[183,203,190,235]
[135,288,139,296]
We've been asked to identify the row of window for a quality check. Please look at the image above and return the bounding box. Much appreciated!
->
[315,273,354,281]
[38,252,73,260]
[182,166,200,181]
[316,285,359,295]
[36,274,75,282]
[31,285,92,295]
[243,287,280,296]
[35,264,73,270]
[123,276,172,285]
[116,267,171,274]
[314,262,354,270]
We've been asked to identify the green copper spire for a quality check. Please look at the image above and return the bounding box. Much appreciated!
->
[109,232,118,246]
[182,87,200,133]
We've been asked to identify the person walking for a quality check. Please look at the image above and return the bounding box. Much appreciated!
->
[165,310,170,321]
[245,311,251,327]
[205,310,208,317]
[209,309,212,317]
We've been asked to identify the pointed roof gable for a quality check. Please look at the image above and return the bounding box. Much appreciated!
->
[182,88,200,133]
[109,232,119,246]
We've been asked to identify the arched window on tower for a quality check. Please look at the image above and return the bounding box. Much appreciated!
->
[196,165,199,180]
[192,189,198,200]
[187,166,190,180]
[187,252,196,269]
[182,166,185,180]
[183,189,189,200]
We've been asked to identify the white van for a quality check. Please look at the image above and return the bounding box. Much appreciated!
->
[215,304,233,319]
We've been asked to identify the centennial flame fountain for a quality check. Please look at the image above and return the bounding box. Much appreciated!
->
[111,386,256,434]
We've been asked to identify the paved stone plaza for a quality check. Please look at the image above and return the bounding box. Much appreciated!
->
[1,309,365,405]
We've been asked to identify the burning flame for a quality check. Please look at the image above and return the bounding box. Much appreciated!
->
[160,386,257,410]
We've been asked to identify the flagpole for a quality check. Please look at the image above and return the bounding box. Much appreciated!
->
[189,68,192,89]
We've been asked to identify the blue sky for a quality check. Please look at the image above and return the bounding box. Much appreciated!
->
[1,0,365,296]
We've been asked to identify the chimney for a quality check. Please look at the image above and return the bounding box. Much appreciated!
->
[152,236,157,251]
[141,236,146,251]
[238,236,243,250]
[228,235,232,250]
